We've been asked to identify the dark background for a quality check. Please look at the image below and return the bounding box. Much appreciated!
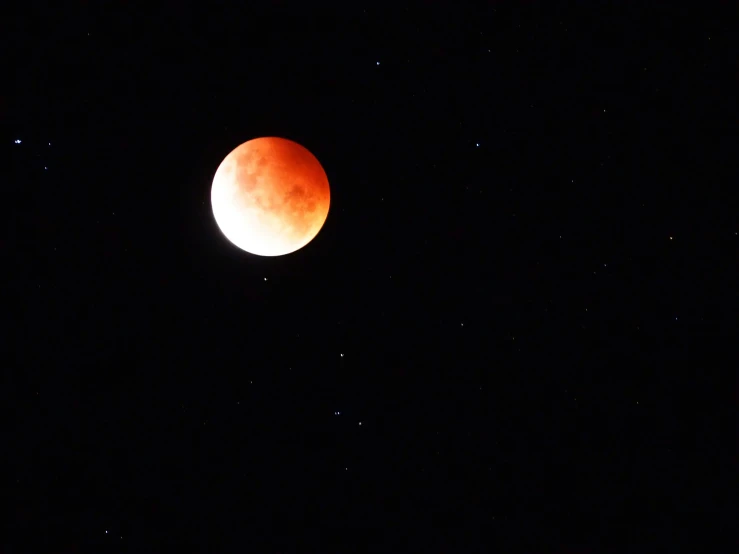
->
[3,2,735,552]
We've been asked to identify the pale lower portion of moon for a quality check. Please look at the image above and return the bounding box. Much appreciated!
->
[212,182,321,256]
[210,137,330,257]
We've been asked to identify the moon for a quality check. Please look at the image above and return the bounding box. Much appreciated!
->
[211,137,331,257]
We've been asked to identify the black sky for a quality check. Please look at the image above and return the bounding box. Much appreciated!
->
[4,2,735,552]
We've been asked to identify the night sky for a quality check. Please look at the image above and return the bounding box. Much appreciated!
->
[4,2,735,552]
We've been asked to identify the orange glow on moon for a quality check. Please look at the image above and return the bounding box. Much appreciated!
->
[211,137,331,257]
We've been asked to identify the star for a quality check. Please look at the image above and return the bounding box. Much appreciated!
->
[14,139,21,144]
[376,61,380,66]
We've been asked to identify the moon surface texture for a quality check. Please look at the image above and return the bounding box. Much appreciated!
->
[211,137,331,257]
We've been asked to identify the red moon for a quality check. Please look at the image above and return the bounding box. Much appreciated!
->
[211,137,331,257]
